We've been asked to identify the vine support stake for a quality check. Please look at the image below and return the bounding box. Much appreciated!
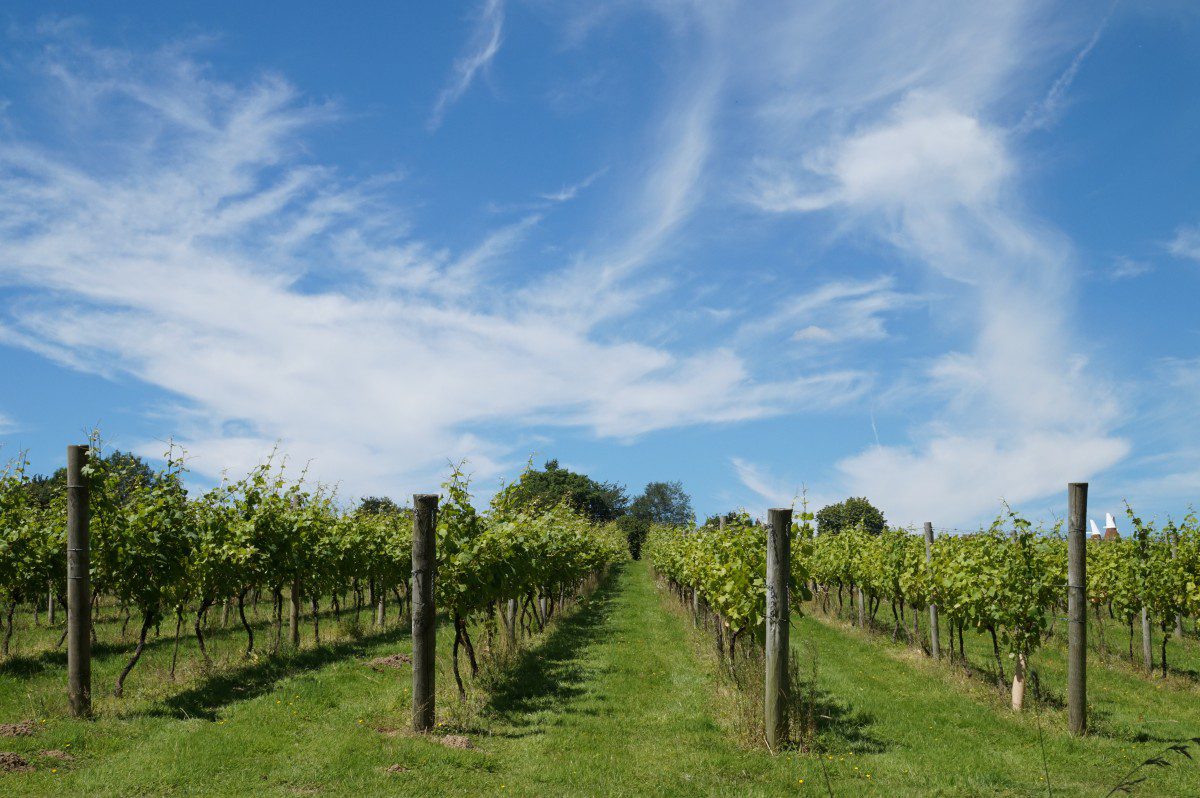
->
[765,507,792,750]
[924,522,940,660]
[1067,482,1088,736]
[411,493,439,733]
[66,444,92,718]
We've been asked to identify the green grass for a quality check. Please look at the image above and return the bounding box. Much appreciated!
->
[2,563,1199,796]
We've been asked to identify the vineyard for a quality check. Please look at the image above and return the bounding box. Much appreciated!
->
[1,448,1200,795]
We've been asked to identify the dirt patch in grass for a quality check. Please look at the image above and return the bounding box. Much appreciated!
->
[440,734,473,749]
[38,749,74,761]
[375,725,403,738]
[384,763,409,774]
[0,752,33,772]
[0,720,37,737]
[368,653,412,670]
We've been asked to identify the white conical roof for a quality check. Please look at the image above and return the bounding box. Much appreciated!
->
[1090,519,1101,536]
[1105,513,1117,530]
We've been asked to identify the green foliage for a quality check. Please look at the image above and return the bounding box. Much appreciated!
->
[645,509,812,637]
[623,481,693,559]
[503,459,628,523]
[815,497,886,537]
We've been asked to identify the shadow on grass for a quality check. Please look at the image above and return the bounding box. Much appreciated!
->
[145,624,412,721]
[793,677,888,755]
[483,565,622,735]
[0,606,384,679]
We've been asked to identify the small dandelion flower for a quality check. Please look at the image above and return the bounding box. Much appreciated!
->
[51,769,58,774]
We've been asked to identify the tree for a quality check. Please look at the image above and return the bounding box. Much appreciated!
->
[357,496,403,517]
[623,481,693,559]
[505,460,628,523]
[816,497,886,536]
[631,482,693,526]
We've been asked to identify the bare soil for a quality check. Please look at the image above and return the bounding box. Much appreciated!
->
[367,653,412,670]
[0,720,37,737]
[0,752,33,772]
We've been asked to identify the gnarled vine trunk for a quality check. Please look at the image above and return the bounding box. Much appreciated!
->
[115,612,154,698]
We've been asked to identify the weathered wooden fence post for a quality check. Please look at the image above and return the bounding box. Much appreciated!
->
[411,493,439,732]
[66,444,91,717]
[506,598,517,649]
[1067,482,1088,735]
[289,577,301,648]
[924,522,940,660]
[1140,606,1153,674]
[765,507,792,750]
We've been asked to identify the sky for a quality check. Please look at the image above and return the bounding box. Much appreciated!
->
[0,2,1198,530]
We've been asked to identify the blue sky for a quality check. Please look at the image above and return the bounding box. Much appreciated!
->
[1,2,1198,529]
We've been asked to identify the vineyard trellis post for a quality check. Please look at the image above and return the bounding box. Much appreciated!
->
[66,444,92,717]
[924,522,939,660]
[1067,482,1087,736]
[411,493,439,732]
[289,577,301,649]
[1140,606,1153,674]
[765,507,791,750]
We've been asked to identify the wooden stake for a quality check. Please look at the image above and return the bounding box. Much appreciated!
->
[765,507,791,750]
[411,494,438,732]
[66,445,91,717]
[1067,482,1087,735]
[924,522,940,659]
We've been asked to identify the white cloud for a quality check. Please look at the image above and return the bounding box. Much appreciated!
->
[1108,256,1152,280]
[429,0,505,131]
[0,34,849,497]
[539,167,608,203]
[1017,4,1113,133]
[1169,224,1200,263]
[730,4,1129,526]
[739,276,917,347]
[732,456,794,507]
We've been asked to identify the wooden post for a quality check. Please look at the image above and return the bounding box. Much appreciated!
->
[411,494,438,732]
[1067,482,1087,735]
[506,598,517,649]
[66,445,91,717]
[924,522,940,660]
[1140,607,1153,674]
[765,507,791,750]
[48,584,56,625]
[289,577,301,648]
[856,585,866,628]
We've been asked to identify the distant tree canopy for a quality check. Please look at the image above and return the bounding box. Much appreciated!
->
[506,460,629,523]
[23,449,155,509]
[621,481,694,560]
[630,481,693,527]
[356,496,404,517]
[816,496,886,536]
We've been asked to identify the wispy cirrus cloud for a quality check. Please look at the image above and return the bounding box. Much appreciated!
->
[1169,223,1200,263]
[725,2,1128,525]
[737,276,917,348]
[539,167,608,203]
[428,0,505,131]
[0,30,850,498]
[1017,2,1115,132]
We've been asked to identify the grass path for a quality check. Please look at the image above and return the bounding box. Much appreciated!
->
[4,561,1200,796]
[2,563,802,796]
